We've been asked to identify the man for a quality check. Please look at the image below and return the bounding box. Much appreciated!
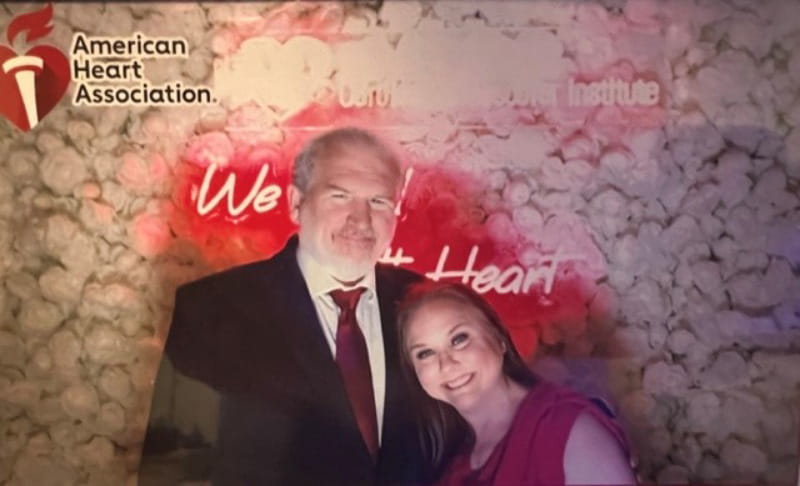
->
[139,128,427,485]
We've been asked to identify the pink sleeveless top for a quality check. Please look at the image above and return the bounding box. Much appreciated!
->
[435,382,630,486]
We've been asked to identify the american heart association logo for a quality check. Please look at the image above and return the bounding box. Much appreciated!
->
[0,4,69,132]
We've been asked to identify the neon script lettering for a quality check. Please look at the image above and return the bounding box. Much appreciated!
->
[196,163,282,217]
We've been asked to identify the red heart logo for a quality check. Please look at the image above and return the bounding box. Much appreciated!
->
[0,44,69,131]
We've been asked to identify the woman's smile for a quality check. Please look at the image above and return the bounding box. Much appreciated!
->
[405,297,506,413]
[443,373,475,391]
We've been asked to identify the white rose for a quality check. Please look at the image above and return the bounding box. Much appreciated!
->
[60,382,100,420]
[66,119,96,154]
[11,455,77,486]
[41,148,89,196]
[95,5,134,36]
[98,367,133,404]
[727,258,793,309]
[502,178,532,207]
[184,48,212,82]
[727,12,771,59]
[97,401,126,434]
[76,436,115,467]
[31,347,53,374]
[66,3,103,31]
[50,421,90,449]
[100,180,132,214]
[84,325,134,365]
[380,1,423,29]
[29,396,66,425]
[656,466,690,484]
[44,214,97,274]
[485,212,518,245]
[158,3,207,46]
[661,215,703,254]
[8,149,41,184]
[512,204,544,237]
[0,331,25,368]
[588,188,629,239]
[49,330,82,371]
[680,183,721,218]
[5,271,40,300]
[80,283,143,321]
[3,380,42,407]
[667,329,695,356]
[642,361,690,395]
[39,266,86,305]
[35,131,65,153]
[719,438,767,477]
[19,299,64,336]
[697,351,750,391]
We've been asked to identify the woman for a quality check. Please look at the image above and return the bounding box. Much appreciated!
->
[397,282,636,485]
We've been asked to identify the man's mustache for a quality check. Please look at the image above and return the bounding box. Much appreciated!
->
[335,227,376,242]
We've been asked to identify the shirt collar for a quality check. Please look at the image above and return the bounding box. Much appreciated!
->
[296,245,377,299]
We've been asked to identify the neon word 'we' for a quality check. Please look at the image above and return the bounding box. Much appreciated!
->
[196,163,282,217]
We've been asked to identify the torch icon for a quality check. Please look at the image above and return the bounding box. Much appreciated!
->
[0,3,70,132]
[3,55,44,129]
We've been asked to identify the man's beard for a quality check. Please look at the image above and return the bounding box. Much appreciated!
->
[327,250,376,283]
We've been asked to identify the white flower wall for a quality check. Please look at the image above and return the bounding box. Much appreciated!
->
[0,1,798,484]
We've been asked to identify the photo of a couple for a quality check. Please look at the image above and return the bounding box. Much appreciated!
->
[139,128,635,485]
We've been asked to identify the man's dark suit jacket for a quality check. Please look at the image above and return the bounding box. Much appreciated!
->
[139,236,427,485]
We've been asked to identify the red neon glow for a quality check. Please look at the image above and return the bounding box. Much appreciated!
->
[171,139,295,268]
[164,12,671,356]
[393,166,607,357]
[170,117,606,357]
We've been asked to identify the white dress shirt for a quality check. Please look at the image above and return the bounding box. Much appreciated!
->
[296,248,386,443]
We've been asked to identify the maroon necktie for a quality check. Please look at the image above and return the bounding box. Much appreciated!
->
[329,288,379,460]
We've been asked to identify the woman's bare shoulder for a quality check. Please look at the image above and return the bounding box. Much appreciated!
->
[562,410,637,485]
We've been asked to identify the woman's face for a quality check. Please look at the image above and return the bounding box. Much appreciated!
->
[404,297,506,414]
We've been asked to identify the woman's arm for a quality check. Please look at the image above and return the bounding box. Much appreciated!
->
[563,411,637,484]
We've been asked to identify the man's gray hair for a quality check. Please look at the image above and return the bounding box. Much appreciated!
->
[292,127,402,191]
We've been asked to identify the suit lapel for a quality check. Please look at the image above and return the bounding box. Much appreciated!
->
[267,240,348,396]
[243,240,414,469]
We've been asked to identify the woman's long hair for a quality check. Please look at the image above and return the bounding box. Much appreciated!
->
[396,281,538,476]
